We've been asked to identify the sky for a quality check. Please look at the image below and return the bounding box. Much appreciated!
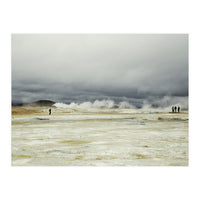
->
[12,34,188,108]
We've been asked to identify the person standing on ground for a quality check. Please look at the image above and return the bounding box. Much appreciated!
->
[178,106,180,113]
[174,106,177,112]
[172,106,174,112]
[49,108,51,115]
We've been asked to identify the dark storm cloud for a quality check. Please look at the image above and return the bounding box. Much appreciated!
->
[12,34,188,105]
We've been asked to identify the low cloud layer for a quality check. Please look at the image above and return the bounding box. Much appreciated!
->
[12,34,188,108]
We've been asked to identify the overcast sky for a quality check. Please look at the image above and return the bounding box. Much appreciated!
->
[12,34,188,106]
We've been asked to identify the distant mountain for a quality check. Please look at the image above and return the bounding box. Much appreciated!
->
[12,100,56,107]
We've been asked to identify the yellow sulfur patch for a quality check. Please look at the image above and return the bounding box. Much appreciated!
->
[135,154,151,159]
[17,155,32,158]
[59,140,91,145]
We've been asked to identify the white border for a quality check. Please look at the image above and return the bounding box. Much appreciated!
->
[1,0,199,200]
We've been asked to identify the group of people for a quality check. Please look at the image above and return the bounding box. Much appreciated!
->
[172,106,180,113]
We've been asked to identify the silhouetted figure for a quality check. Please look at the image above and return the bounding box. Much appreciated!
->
[172,106,174,112]
[178,106,180,113]
[174,106,177,112]
[49,108,51,115]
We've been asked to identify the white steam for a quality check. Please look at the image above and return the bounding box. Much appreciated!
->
[118,101,134,109]
[54,100,134,109]
[53,96,188,112]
